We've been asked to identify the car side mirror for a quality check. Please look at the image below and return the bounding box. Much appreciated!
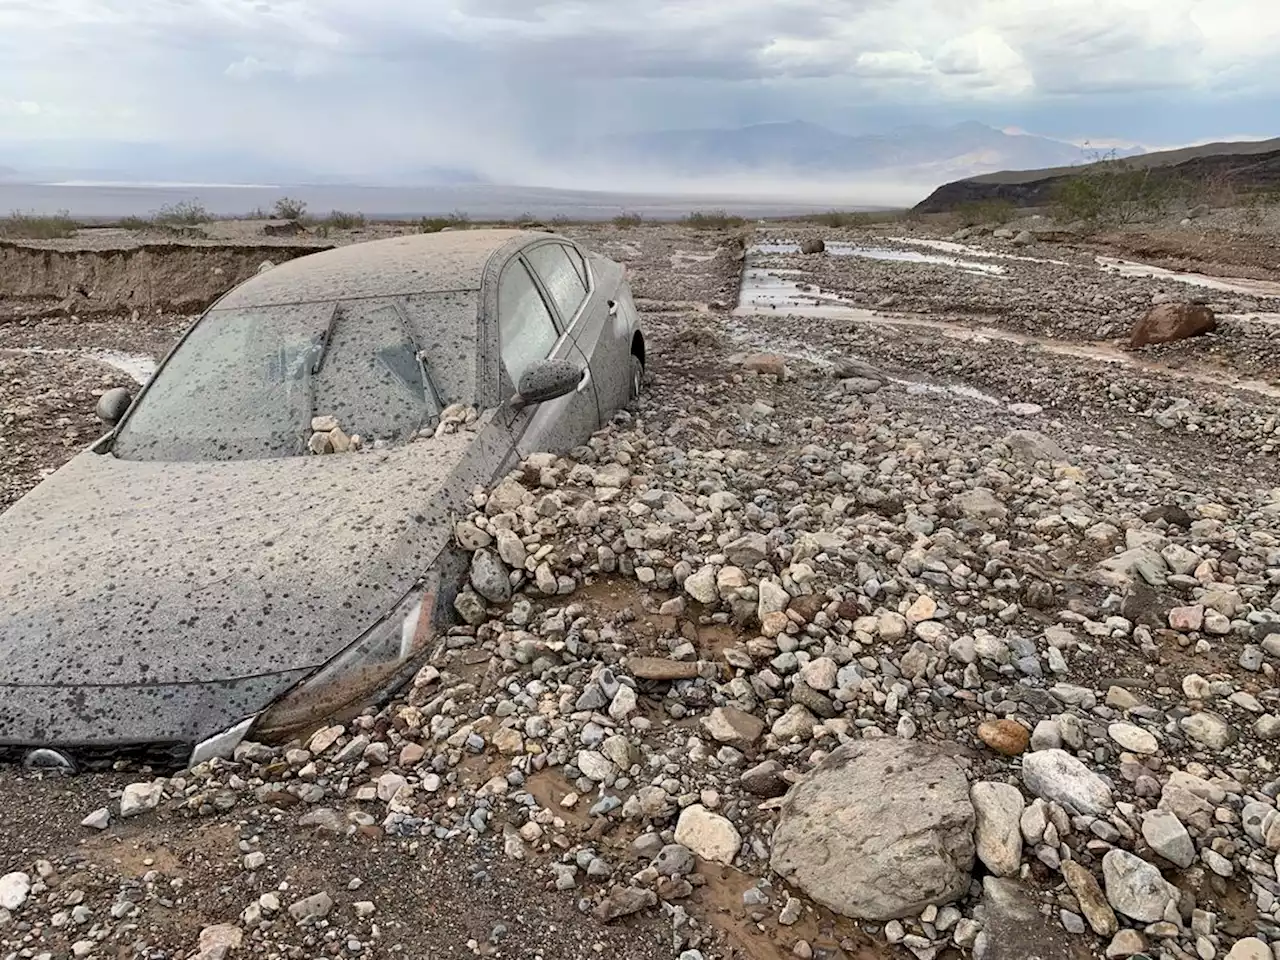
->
[512,359,583,410]
[96,387,133,426]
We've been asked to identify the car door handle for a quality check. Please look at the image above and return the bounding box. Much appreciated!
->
[576,367,592,393]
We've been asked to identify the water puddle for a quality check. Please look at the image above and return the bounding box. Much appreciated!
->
[734,265,1280,401]
[884,236,1069,266]
[3,347,156,384]
[671,249,720,268]
[752,241,1007,276]
[1097,256,1280,298]
[1224,312,1280,327]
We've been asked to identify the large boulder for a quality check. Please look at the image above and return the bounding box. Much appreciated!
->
[1129,302,1217,348]
[770,739,975,921]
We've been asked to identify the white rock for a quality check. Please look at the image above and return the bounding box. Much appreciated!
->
[758,579,790,617]
[1141,810,1196,868]
[1102,849,1176,922]
[683,565,719,604]
[80,808,110,830]
[1225,938,1272,960]
[1021,749,1113,815]
[120,781,165,818]
[799,657,838,692]
[674,805,742,864]
[1109,722,1159,755]
[1180,713,1237,749]
[608,685,638,720]
[0,872,31,911]
[971,782,1025,877]
[576,750,615,782]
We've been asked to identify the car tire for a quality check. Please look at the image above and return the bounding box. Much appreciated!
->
[628,354,644,401]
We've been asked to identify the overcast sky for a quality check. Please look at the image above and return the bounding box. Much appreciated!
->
[1,0,1276,180]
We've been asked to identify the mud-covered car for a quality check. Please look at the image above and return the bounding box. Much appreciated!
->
[0,229,645,771]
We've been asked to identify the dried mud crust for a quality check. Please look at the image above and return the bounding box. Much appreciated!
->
[0,769,673,960]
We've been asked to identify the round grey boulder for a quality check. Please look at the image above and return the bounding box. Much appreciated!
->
[770,738,975,921]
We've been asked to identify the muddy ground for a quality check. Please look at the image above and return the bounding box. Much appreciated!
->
[2,212,1280,959]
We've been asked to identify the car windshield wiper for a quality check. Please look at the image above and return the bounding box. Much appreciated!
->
[387,300,443,421]
[312,302,342,376]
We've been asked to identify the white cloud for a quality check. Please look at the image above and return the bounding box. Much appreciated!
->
[0,0,1274,173]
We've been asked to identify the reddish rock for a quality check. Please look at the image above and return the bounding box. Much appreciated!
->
[1169,604,1205,632]
[1129,303,1217,348]
[978,719,1031,757]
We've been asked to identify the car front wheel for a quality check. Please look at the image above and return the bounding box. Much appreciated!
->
[629,354,644,401]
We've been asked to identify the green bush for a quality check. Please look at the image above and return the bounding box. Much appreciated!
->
[1051,155,1185,228]
[682,209,747,230]
[323,211,367,229]
[273,197,308,221]
[154,200,211,225]
[419,210,470,233]
[612,211,643,228]
[953,199,1017,227]
[0,210,79,239]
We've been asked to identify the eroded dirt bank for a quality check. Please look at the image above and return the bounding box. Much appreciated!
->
[0,239,328,315]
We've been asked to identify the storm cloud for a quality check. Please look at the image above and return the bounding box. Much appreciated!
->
[1,0,1276,180]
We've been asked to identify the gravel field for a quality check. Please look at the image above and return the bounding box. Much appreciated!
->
[3,215,1280,960]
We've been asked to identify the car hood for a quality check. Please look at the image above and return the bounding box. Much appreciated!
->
[1,424,504,689]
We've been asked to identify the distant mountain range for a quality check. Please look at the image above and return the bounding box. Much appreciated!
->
[0,141,485,187]
[572,120,1143,183]
[2,122,1146,192]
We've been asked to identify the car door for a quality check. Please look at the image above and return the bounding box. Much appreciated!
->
[523,240,625,419]
[494,256,600,458]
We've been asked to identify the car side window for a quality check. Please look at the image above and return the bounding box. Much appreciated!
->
[498,260,560,385]
[525,243,588,324]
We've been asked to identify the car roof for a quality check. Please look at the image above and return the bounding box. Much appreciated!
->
[213,228,543,309]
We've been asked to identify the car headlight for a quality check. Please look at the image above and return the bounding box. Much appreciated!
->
[253,576,438,741]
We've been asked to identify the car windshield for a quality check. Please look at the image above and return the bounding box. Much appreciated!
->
[115,297,458,461]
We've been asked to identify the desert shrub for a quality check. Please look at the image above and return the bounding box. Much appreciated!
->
[116,215,152,230]
[154,200,211,225]
[273,197,308,221]
[1241,188,1279,226]
[0,210,79,239]
[324,211,366,229]
[420,210,470,233]
[683,209,747,230]
[612,211,643,228]
[1052,154,1186,228]
[953,199,1017,227]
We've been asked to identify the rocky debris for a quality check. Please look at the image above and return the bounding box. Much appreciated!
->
[1021,749,1113,816]
[971,782,1025,877]
[9,221,1280,960]
[674,805,742,865]
[307,414,362,455]
[1101,849,1178,923]
[0,871,31,911]
[799,239,826,255]
[1129,301,1218,347]
[973,876,1074,960]
[119,780,165,818]
[771,739,975,920]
